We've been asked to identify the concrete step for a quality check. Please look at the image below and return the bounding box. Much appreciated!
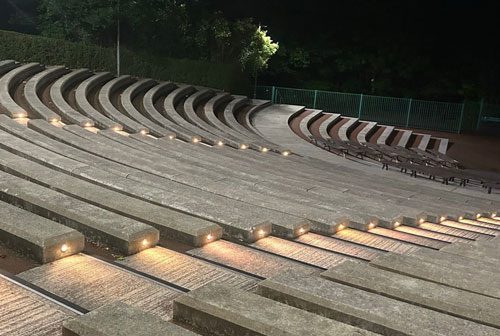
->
[395,225,471,243]
[0,141,221,247]
[368,227,448,249]
[250,236,350,269]
[333,228,420,254]
[418,222,489,240]
[460,218,500,231]
[74,72,121,130]
[173,283,377,336]
[295,233,383,260]
[356,121,377,144]
[0,169,157,256]
[442,219,499,236]
[0,196,84,263]
[187,240,318,279]
[119,246,258,291]
[370,252,500,299]
[0,275,77,336]
[50,68,95,127]
[440,242,500,265]
[322,261,500,328]
[338,117,358,142]
[258,269,499,336]
[63,301,197,336]
[318,113,341,139]
[18,254,182,319]
[376,125,395,145]
[298,109,323,140]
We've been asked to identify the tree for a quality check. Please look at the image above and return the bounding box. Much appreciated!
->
[239,26,278,97]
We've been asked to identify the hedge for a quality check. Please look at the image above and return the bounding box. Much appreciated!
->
[0,30,252,94]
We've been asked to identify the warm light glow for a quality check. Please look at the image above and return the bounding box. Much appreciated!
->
[142,239,148,246]
[84,122,92,127]
[368,222,376,229]
[492,213,497,218]
[440,216,446,223]
[61,244,68,253]
[139,129,148,135]
[240,144,248,150]
[458,216,463,221]
[49,118,60,123]
[394,221,400,227]
[216,140,224,147]
[112,126,121,132]
[338,224,345,230]
[261,147,269,153]
[282,150,291,156]
[299,228,305,233]
[168,134,176,140]
[191,136,201,143]
[419,218,425,224]
[207,234,213,240]
[476,213,481,219]
[258,229,265,236]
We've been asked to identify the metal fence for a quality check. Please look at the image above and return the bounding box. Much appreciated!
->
[256,86,500,134]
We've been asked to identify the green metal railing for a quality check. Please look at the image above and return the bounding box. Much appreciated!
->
[256,86,500,133]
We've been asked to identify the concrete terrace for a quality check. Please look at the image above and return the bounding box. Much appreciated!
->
[0,60,499,336]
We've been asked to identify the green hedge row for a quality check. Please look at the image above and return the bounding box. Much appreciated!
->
[0,30,251,94]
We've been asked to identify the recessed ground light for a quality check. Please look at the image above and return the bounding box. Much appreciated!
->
[476,213,481,219]
[16,112,27,118]
[458,216,464,221]
[440,216,446,223]
[142,239,148,246]
[240,144,248,150]
[261,147,269,153]
[368,222,376,229]
[419,218,425,224]
[492,212,497,218]
[191,136,201,143]
[216,140,224,147]
[139,130,148,135]
[84,122,92,127]
[299,228,305,234]
[168,134,176,140]
[282,150,291,156]
[258,229,265,236]
[112,126,121,131]
[61,244,68,253]
[338,224,345,230]
[394,221,400,227]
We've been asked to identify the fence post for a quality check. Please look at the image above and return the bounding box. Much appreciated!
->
[476,98,484,131]
[358,94,364,118]
[313,90,318,109]
[405,98,412,127]
[270,86,276,104]
[458,102,465,134]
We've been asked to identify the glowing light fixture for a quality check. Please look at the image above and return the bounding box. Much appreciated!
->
[261,147,269,153]
[440,216,446,223]
[394,221,400,227]
[338,224,345,230]
[299,228,305,234]
[458,216,464,221]
[258,229,265,236]
[191,136,201,143]
[142,239,148,246]
[368,222,376,229]
[216,140,224,147]
[419,218,425,224]
[112,126,121,132]
[282,150,291,157]
[207,234,213,240]
[84,122,92,127]
[168,134,176,140]
[139,129,148,135]
[476,213,481,219]
[240,144,248,150]
[492,212,497,218]
[61,244,68,253]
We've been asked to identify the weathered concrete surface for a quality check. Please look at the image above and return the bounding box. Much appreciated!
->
[50,68,95,127]
[318,113,341,139]
[321,261,500,328]
[24,65,69,121]
[98,75,149,133]
[410,247,500,271]
[63,302,197,336]
[173,283,377,336]
[74,72,121,129]
[441,241,500,264]
[377,125,394,145]
[0,170,158,256]
[370,252,500,298]
[0,276,76,336]
[258,269,499,336]
[0,62,43,118]
[0,199,83,263]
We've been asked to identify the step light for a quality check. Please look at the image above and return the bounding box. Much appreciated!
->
[139,129,148,135]
[207,234,213,241]
[281,150,291,156]
[261,147,269,153]
[216,140,224,147]
[439,216,446,223]
[142,239,148,247]
[168,134,176,140]
[393,221,400,227]
[368,222,376,229]
[60,244,68,253]
[239,144,248,150]
[191,136,201,143]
